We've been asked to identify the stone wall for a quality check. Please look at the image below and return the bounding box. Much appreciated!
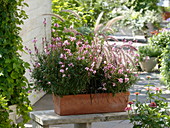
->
[20,0,51,105]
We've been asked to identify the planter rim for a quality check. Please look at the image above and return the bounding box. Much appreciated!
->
[53,91,130,97]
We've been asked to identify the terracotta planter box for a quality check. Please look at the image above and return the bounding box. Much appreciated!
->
[53,92,130,116]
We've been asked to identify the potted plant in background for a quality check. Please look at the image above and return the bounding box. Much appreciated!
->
[148,28,170,87]
[136,45,162,72]
[28,12,138,115]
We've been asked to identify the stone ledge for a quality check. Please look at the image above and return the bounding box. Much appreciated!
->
[30,110,128,126]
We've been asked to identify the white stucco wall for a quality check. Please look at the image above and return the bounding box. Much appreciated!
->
[20,0,52,105]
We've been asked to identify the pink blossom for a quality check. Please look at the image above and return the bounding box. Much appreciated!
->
[60,53,64,58]
[60,69,64,73]
[85,67,89,71]
[59,62,63,65]
[155,87,161,91]
[149,102,157,108]
[81,57,85,60]
[89,68,93,72]
[134,74,138,77]
[54,23,59,27]
[63,40,70,46]
[69,53,73,56]
[125,78,129,82]
[83,50,88,54]
[118,78,123,83]
[43,18,46,25]
[102,88,107,90]
[77,56,81,60]
[61,65,65,68]
[64,56,67,60]
[128,41,133,45]
[68,63,74,67]
[102,83,106,86]
[65,68,68,71]
[124,107,132,111]
[112,83,116,86]
[134,92,140,95]
[52,37,56,42]
[32,38,37,43]
[91,62,95,67]
[135,53,140,57]
[93,70,96,74]
[76,41,82,46]
[118,69,123,74]
[62,74,66,77]
[56,37,61,41]
[128,101,134,105]
[70,36,76,41]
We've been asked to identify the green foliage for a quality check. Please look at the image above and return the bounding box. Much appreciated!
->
[137,45,162,62]
[0,95,17,128]
[149,30,170,49]
[148,29,170,88]
[160,45,170,89]
[125,0,161,13]
[52,0,121,28]
[0,0,32,126]
[127,81,170,128]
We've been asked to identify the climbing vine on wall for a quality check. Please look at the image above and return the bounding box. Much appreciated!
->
[0,0,32,127]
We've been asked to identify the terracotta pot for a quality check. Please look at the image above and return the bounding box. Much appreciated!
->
[53,92,130,116]
[139,57,157,72]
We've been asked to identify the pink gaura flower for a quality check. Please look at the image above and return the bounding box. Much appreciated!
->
[70,37,76,41]
[59,62,63,65]
[32,38,37,43]
[56,37,61,41]
[118,78,123,83]
[93,70,96,74]
[125,78,129,82]
[118,69,123,74]
[62,74,66,77]
[112,83,116,86]
[124,107,132,111]
[102,83,106,86]
[85,67,89,71]
[149,102,157,108]
[54,23,59,27]
[68,63,74,67]
[60,69,64,73]
[61,65,65,68]
[60,53,64,58]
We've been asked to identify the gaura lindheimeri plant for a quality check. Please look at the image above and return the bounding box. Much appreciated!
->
[28,14,138,97]
[125,76,170,128]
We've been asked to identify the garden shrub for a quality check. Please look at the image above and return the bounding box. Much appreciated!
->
[0,0,32,126]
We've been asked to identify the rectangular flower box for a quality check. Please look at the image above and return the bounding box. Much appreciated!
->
[53,92,130,116]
